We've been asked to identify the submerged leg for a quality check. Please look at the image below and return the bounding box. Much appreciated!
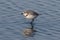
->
[30,18,34,24]
[30,18,35,29]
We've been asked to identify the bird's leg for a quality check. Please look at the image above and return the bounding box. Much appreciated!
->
[31,23,34,29]
[30,18,35,30]
[30,18,34,24]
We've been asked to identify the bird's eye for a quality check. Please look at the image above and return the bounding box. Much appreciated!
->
[26,14,28,16]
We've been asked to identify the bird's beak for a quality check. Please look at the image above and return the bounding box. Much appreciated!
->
[21,13,23,15]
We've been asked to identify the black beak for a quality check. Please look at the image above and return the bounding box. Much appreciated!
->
[21,13,23,15]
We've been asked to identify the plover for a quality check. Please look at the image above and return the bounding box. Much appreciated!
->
[21,10,41,24]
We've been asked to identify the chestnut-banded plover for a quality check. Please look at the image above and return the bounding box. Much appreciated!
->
[21,10,41,24]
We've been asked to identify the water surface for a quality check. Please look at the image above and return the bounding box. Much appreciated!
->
[0,0,60,40]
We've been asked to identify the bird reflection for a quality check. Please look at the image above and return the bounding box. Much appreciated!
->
[23,22,36,37]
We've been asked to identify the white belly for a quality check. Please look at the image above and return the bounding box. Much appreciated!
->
[26,15,36,19]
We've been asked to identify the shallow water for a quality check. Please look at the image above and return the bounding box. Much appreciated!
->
[0,0,60,40]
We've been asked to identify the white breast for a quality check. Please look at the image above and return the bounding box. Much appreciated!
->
[26,15,36,19]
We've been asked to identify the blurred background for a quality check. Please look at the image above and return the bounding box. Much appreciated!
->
[0,0,60,40]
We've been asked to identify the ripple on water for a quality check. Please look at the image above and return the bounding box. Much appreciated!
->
[0,0,60,40]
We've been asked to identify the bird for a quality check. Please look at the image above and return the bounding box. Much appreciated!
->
[21,10,41,24]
